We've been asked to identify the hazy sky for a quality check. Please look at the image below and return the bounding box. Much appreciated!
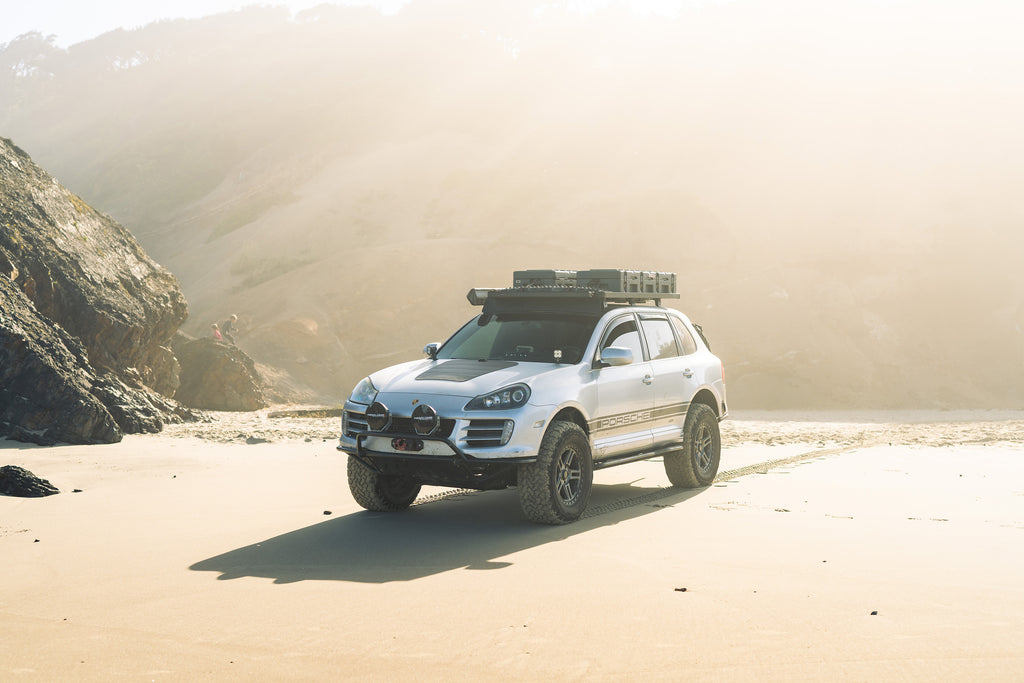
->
[2,0,730,48]
[2,0,406,47]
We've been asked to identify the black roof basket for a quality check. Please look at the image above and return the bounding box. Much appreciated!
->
[468,286,679,315]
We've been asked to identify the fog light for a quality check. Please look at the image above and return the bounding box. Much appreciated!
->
[412,404,439,436]
[365,401,391,432]
[501,420,514,445]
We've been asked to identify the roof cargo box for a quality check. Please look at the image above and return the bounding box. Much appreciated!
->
[656,272,677,294]
[576,269,643,293]
[639,271,677,294]
[512,270,577,288]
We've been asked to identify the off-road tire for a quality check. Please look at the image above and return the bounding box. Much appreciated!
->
[518,421,593,524]
[347,456,422,511]
[664,403,720,488]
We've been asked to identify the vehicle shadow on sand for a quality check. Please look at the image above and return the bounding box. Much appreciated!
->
[189,482,705,584]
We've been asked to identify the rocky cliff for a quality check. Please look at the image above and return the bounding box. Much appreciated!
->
[0,137,187,395]
[0,137,204,443]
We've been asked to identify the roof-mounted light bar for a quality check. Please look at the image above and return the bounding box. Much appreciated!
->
[466,288,496,306]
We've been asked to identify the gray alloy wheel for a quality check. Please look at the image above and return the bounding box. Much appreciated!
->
[555,445,585,507]
[664,403,721,488]
[518,421,593,524]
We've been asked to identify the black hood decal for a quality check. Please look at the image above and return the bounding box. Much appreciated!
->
[416,359,518,382]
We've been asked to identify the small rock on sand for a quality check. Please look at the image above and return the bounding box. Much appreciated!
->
[0,465,60,497]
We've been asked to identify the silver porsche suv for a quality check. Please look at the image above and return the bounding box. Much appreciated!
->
[338,270,727,524]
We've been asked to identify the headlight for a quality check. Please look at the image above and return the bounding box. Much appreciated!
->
[350,377,378,405]
[464,383,531,411]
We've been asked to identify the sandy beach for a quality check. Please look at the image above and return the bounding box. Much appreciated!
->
[2,410,1022,681]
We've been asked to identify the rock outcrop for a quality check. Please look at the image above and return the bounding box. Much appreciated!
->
[0,275,123,444]
[173,334,267,411]
[0,137,186,395]
[0,465,60,497]
[0,137,200,443]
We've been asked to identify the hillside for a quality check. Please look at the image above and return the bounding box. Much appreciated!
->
[3,0,1023,407]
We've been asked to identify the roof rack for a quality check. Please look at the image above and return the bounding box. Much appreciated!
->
[467,286,679,314]
[467,269,679,313]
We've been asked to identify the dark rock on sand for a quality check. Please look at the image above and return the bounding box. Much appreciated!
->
[172,334,267,411]
[0,465,60,497]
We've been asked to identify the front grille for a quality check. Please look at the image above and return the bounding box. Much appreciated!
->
[345,410,454,438]
[463,419,511,447]
[346,411,369,436]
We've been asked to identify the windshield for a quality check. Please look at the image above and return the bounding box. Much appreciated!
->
[437,314,597,364]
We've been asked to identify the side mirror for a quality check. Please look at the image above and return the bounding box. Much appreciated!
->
[423,343,440,360]
[599,346,634,367]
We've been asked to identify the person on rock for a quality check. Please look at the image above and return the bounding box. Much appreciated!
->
[211,323,223,342]
[221,314,238,344]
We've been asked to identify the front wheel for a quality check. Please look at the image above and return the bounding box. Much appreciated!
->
[347,456,422,511]
[518,421,593,524]
[664,403,721,488]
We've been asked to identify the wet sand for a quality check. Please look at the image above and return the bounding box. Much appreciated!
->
[2,410,1022,681]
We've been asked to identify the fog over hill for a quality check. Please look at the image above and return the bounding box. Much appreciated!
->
[3,0,1023,408]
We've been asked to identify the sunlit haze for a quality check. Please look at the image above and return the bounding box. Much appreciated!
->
[2,0,1022,408]
[3,0,407,47]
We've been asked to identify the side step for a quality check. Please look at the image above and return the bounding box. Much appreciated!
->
[592,444,680,471]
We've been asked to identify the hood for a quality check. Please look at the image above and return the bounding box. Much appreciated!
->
[370,358,564,399]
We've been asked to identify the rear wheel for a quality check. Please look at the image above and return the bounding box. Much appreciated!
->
[664,403,720,488]
[518,421,593,524]
[347,456,422,511]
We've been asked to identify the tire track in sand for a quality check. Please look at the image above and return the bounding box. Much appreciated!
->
[582,441,880,518]
[411,441,882,518]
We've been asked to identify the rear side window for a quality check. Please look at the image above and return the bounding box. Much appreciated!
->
[670,317,699,355]
[640,317,680,360]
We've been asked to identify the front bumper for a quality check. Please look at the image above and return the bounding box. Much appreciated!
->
[338,431,537,490]
[338,393,556,489]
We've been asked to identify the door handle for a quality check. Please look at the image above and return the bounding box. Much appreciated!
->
[642,374,653,385]
[683,368,694,378]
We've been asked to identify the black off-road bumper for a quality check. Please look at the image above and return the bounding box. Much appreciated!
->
[338,432,537,491]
